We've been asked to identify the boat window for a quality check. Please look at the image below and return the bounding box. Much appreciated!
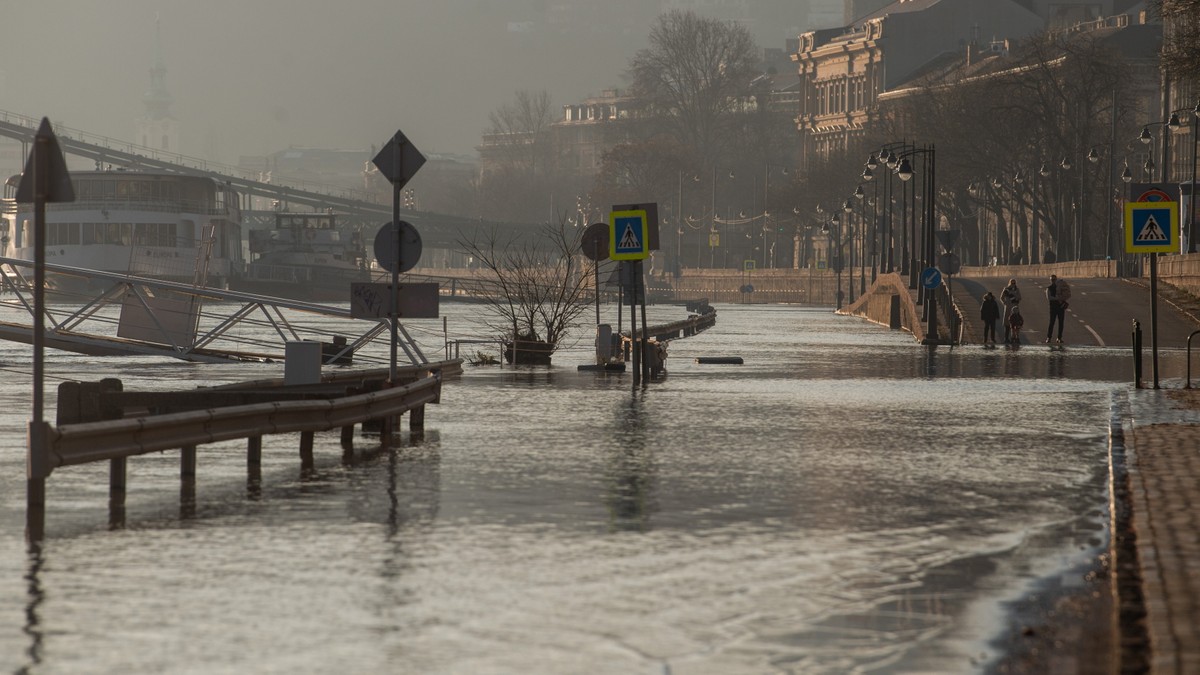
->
[47,223,80,246]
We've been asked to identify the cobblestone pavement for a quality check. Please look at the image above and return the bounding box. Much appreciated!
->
[1126,388,1200,674]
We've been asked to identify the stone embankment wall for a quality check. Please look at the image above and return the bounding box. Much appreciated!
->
[647,268,841,304]
[837,272,925,342]
[956,260,1117,280]
[1155,253,1200,296]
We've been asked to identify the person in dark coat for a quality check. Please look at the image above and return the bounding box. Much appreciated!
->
[980,291,1000,346]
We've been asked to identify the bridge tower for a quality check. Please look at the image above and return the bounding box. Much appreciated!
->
[136,16,179,155]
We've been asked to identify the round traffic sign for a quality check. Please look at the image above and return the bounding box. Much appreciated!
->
[373,220,422,274]
[938,252,961,276]
[920,267,943,289]
[580,222,610,261]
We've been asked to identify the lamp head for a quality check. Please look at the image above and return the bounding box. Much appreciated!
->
[1060,156,1072,170]
[866,154,878,170]
[1121,163,1132,183]
[1139,126,1153,145]
[896,157,914,181]
[1168,112,1182,131]
[862,166,874,181]
[853,185,864,199]
[1039,162,1051,177]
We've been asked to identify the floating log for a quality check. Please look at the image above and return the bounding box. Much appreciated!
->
[577,363,626,372]
[695,356,743,365]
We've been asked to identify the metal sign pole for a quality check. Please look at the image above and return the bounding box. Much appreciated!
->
[28,133,48,540]
[1151,253,1160,388]
[389,142,400,387]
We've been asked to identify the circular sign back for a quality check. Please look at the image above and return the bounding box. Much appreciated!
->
[373,220,423,274]
[938,252,961,276]
[581,222,610,261]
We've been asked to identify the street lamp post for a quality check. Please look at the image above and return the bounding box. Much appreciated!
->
[842,199,856,304]
[862,156,879,281]
[897,145,938,335]
[853,184,866,294]
[823,214,844,310]
[1168,102,1200,252]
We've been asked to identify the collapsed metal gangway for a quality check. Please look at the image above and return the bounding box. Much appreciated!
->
[0,256,432,364]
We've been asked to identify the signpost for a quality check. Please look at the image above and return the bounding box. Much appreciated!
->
[15,118,75,540]
[1125,186,1180,388]
[371,130,426,439]
[920,267,942,345]
[609,207,652,386]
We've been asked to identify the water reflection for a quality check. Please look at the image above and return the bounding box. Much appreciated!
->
[19,543,45,675]
[604,394,658,531]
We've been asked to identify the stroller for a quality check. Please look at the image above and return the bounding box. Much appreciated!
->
[1007,304,1024,344]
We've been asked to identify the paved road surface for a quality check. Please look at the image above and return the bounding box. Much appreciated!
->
[950,275,1200,348]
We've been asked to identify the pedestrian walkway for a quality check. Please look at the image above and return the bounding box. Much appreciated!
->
[1123,387,1200,674]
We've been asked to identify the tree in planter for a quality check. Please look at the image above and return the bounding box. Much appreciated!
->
[458,223,595,365]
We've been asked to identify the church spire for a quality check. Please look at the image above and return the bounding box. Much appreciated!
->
[137,14,178,152]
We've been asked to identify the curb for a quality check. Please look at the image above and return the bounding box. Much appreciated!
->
[1109,391,1150,673]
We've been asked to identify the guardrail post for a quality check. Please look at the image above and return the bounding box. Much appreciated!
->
[248,436,262,467]
[182,445,197,480]
[110,457,126,506]
[340,425,355,452]
[300,431,315,470]
[410,405,425,431]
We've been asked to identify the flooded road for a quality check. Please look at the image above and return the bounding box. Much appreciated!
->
[0,303,1179,673]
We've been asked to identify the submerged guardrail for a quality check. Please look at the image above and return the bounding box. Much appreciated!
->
[25,360,462,539]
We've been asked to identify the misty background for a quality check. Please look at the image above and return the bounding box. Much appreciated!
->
[0,0,827,169]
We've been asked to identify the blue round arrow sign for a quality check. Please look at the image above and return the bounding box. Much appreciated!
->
[920,267,942,289]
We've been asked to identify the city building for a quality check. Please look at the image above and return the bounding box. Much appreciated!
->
[791,0,1045,168]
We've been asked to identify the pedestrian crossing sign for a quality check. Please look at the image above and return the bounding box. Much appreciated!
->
[1125,201,1179,253]
[609,209,649,260]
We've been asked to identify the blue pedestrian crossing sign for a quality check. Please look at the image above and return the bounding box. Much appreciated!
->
[610,209,649,260]
[1125,202,1179,253]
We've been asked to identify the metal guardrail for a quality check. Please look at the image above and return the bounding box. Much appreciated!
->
[24,359,461,538]
[45,375,440,472]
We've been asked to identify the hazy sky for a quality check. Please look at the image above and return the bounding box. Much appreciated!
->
[1,0,661,163]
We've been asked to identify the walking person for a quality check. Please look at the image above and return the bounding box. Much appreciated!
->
[980,291,1000,346]
[1000,278,1021,341]
[1044,274,1071,343]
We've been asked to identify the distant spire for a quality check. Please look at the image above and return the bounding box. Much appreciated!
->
[142,14,173,121]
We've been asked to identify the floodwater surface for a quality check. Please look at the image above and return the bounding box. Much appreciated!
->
[0,302,1175,673]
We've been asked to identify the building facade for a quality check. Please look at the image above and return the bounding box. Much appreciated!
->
[792,0,1045,168]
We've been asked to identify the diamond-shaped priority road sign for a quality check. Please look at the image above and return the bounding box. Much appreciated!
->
[15,118,75,204]
[372,130,426,189]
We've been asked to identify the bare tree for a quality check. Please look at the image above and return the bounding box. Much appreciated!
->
[1153,0,1200,80]
[458,223,595,364]
[478,90,562,222]
[880,29,1136,262]
[627,10,760,165]
[486,90,556,175]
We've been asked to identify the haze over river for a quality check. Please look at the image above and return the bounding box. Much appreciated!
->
[0,303,1181,673]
